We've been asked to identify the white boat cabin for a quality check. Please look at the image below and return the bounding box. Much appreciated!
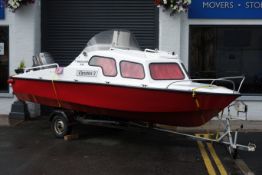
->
[69,30,190,89]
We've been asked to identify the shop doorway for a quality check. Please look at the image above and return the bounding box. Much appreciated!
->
[0,26,9,93]
[41,0,158,66]
[189,25,262,94]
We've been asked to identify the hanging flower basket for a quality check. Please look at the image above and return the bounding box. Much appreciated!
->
[5,0,35,12]
[154,0,191,15]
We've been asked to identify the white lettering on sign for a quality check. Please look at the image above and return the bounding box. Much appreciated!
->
[245,1,262,8]
[202,1,262,9]
[76,70,98,77]
[203,1,234,8]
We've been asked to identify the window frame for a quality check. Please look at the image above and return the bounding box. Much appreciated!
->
[88,56,118,77]
[189,25,262,95]
[120,60,145,80]
[149,62,185,80]
[0,26,9,93]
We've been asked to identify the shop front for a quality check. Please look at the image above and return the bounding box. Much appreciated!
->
[158,0,262,119]
[184,0,262,119]
[189,25,262,94]
[187,0,262,96]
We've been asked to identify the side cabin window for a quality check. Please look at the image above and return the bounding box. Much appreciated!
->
[89,56,117,77]
[120,61,145,79]
[149,63,185,80]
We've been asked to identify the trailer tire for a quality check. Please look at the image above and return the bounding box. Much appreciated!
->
[51,113,72,138]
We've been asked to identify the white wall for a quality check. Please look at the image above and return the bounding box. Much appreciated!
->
[0,1,40,115]
[11,0,41,78]
[159,8,181,56]
[0,0,41,85]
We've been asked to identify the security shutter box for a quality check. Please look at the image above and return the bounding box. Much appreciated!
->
[41,0,159,66]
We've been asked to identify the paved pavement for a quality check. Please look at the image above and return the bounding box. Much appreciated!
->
[0,97,15,115]
[0,115,9,126]
[0,117,260,175]
[236,132,262,175]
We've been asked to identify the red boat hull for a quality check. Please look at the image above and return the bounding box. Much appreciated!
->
[11,78,240,126]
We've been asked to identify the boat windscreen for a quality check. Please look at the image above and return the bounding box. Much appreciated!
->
[84,30,141,53]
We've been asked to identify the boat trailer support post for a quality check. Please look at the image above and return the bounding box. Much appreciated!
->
[216,118,255,152]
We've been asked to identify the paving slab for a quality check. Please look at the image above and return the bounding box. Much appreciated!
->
[0,115,9,126]
[0,97,15,115]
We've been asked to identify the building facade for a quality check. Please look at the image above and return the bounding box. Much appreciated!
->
[0,0,261,120]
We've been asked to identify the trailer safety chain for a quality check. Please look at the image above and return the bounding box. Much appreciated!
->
[192,85,228,141]
[32,95,38,104]
[192,91,200,109]
[192,85,216,110]
[51,75,61,108]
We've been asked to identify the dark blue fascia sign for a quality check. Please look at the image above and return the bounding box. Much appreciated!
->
[0,0,5,19]
[188,0,262,19]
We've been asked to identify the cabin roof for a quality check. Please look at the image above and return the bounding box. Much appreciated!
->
[79,49,179,64]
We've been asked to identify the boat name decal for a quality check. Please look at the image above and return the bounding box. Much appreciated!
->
[76,70,98,77]
[76,60,89,63]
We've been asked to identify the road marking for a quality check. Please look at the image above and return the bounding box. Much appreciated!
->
[196,134,229,175]
[235,159,255,175]
[196,134,217,175]
[207,143,227,175]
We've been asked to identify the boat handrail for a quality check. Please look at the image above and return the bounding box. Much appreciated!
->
[24,63,60,73]
[166,76,245,93]
[210,76,245,92]
[144,48,158,53]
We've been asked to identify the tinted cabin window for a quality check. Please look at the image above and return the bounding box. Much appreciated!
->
[120,61,145,79]
[150,63,185,80]
[89,56,117,77]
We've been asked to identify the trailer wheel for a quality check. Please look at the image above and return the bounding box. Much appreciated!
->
[51,114,72,138]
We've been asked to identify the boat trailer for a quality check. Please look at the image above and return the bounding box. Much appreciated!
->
[50,100,255,158]
[155,100,255,158]
[154,118,256,158]
[137,103,255,158]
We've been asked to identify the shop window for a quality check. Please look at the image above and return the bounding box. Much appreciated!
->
[120,61,145,79]
[189,26,262,94]
[89,56,117,77]
[0,26,9,93]
[150,63,185,80]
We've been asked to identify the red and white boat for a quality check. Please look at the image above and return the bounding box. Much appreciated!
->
[9,30,244,136]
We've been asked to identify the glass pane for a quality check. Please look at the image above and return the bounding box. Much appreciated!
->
[84,30,141,53]
[189,26,262,94]
[89,56,117,77]
[0,26,9,92]
[120,61,145,79]
[150,63,185,80]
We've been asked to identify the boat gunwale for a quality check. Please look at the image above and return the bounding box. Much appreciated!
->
[11,77,241,97]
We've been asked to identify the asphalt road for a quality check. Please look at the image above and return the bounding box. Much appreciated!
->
[0,117,260,175]
[236,132,262,175]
